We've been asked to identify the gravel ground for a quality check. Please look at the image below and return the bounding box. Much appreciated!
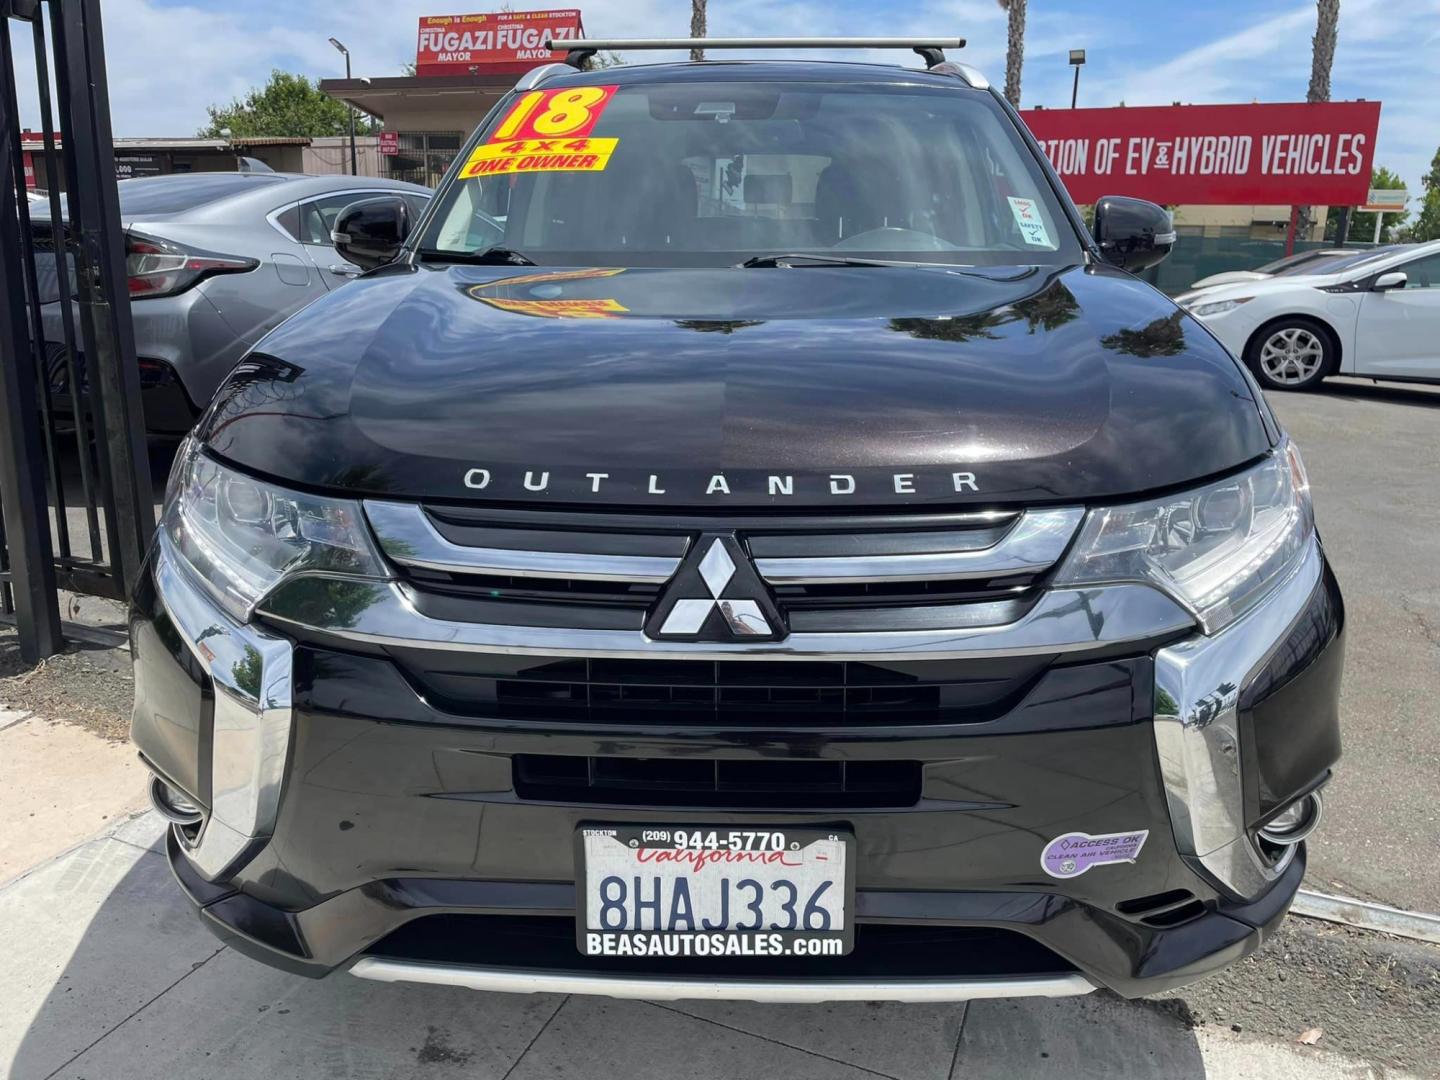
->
[1154,916,1440,1075]
[0,625,132,741]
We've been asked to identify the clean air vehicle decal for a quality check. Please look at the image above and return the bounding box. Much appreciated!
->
[1041,830,1149,878]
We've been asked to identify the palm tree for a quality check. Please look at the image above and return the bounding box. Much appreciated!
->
[995,0,1027,106]
[1307,0,1340,103]
[1300,1,1341,236]
[690,0,706,62]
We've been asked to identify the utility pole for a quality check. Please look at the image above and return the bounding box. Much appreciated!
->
[329,37,357,175]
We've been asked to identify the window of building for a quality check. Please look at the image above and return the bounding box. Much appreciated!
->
[386,132,463,189]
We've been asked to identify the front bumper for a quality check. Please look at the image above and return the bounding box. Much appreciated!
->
[131,535,1342,1001]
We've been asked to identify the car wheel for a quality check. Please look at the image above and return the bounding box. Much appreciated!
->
[1246,319,1335,392]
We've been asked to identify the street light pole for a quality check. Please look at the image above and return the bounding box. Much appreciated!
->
[1069,49,1086,108]
[329,37,357,175]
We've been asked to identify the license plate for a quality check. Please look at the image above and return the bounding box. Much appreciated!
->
[576,824,855,958]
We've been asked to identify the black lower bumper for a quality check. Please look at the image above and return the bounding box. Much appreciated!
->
[168,823,1305,998]
[133,538,1343,1000]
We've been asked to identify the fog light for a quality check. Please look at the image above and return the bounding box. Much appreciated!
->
[1258,791,1323,846]
[149,775,205,826]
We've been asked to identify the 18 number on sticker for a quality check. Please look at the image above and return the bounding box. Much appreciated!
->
[462,85,620,177]
[492,85,618,141]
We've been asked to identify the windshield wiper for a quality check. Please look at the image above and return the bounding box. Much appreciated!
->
[737,253,896,268]
[418,246,537,266]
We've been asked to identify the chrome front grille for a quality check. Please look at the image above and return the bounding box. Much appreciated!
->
[363,501,1081,635]
[364,500,685,583]
[256,499,1195,665]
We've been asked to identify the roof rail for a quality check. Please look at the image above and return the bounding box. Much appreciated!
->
[547,37,965,71]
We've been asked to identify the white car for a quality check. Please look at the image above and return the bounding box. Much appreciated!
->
[1176,241,1440,391]
[1189,248,1353,290]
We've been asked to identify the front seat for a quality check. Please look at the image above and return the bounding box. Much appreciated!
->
[815,163,894,242]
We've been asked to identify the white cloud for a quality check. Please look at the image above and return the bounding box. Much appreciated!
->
[11,0,1437,192]
[1080,0,1440,191]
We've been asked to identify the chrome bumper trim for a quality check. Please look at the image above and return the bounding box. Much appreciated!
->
[349,958,1096,1003]
[754,507,1084,584]
[152,533,294,881]
[1153,536,1324,900]
[364,500,683,583]
[258,578,1194,661]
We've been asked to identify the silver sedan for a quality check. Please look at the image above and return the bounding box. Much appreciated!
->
[35,172,431,434]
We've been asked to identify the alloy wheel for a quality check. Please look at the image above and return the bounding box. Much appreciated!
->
[1258,327,1326,385]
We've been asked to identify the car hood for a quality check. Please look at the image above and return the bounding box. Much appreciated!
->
[1175,273,1344,308]
[201,261,1272,508]
[1189,270,1271,290]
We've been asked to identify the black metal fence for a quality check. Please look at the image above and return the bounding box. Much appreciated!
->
[1,0,153,663]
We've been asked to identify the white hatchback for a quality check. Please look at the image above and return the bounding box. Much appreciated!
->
[1175,240,1440,391]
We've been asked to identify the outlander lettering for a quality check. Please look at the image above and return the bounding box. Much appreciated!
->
[459,467,983,499]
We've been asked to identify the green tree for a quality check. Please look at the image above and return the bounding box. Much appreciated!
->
[1325,166,1409,242]
[1406,148,1440,242]
[199,70,373,139]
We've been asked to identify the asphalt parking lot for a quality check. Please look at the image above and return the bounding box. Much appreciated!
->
[1265,378,1440,915]
[4,375,1439,1079]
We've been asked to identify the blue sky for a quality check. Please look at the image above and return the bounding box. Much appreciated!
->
[14,0,1440,195]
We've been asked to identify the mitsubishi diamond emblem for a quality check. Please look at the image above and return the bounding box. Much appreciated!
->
[647,535,784,641]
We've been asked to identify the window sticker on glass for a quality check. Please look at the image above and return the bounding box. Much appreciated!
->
[1007,196,1054,248]
[493,86,619,140]
[460,137,618,177]
[459,85,621,177]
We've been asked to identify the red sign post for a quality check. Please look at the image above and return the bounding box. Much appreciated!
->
[415,9,584,76]
[1018,101,1381,206]
[378,130,399,156]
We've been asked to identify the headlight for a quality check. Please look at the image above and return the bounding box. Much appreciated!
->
[162,440,389,622]
[1187,297,1253,317]
[1054,442,1313,634]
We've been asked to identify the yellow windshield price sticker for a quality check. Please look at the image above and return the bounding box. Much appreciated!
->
[460,137,618,178]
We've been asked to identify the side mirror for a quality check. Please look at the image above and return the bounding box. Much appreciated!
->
[332,197,413,270]
[1093,195,1176,272]
[1372,270,1407,291]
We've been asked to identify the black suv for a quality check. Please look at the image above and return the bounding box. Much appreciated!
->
[132,39,1343,1003]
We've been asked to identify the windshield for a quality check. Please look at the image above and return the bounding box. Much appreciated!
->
[1253,250,1342,274]
[420,77,1082,267]
[1270,247,1401,277]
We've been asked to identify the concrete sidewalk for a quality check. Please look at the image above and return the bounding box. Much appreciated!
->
[0,813,1415,1080]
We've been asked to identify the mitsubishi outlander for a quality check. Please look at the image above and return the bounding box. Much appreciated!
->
[131,38,1344,1003]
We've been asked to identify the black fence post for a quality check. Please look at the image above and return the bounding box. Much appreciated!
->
[0,2,63,662]
[52,0,154,594]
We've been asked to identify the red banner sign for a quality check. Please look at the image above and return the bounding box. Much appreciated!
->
[1018,101,1381,205]
[416,9,583,76]
[379,131,399,156]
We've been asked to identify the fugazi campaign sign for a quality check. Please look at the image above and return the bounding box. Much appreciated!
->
[1019,101,1381,206]
[416,10,583,76]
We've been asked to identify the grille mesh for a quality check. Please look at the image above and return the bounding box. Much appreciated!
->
[392,652,1052,726]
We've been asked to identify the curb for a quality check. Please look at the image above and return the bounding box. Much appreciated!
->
[1293,888,1440,946]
